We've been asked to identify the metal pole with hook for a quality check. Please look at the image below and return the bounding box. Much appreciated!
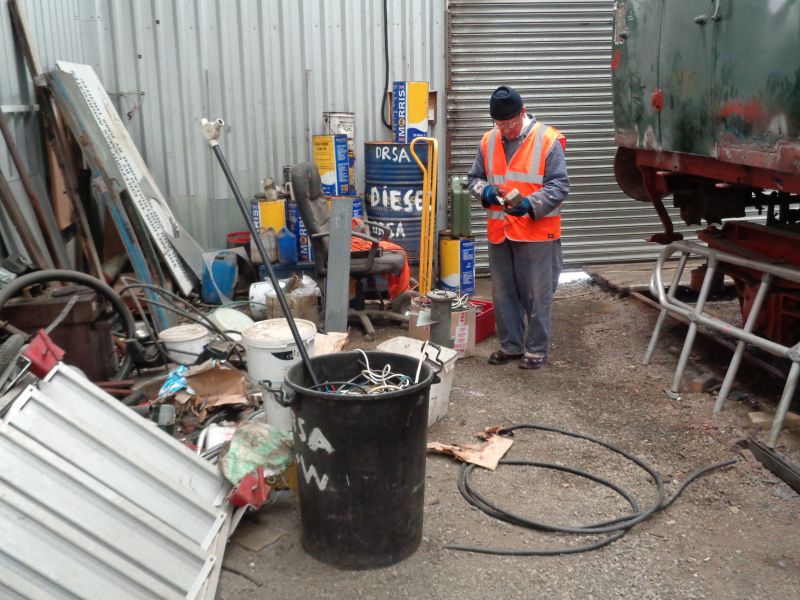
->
[199,118,319,387]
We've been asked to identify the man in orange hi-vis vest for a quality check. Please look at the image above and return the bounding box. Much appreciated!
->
[467,86,570,370]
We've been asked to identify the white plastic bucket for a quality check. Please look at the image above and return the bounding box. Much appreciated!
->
[242,318,317,430]
[158,324,210,366]
[376,336,458,427]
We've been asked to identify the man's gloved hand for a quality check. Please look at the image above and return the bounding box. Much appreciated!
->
[480,184,503,208]
[504,196,534,217]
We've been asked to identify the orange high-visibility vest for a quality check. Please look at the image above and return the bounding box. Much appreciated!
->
[481,121,565,244]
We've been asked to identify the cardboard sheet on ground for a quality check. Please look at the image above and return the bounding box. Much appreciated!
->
[185,360,247,408]
[427,432,513,470]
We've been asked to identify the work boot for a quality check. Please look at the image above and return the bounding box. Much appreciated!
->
[488,349,524,365]
[519,354,546,370]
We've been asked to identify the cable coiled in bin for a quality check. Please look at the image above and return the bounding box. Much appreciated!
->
[447,423,737,556]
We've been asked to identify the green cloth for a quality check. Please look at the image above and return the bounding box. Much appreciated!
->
[218,421,295,485]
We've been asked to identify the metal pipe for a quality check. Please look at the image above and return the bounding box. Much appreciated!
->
[0,165,52,268]
[643,251,688,364]
[669,256,718,394]
[714,272,773,412]
[0,110,70,269]
[769,358,800,448]
[200,118,319,387]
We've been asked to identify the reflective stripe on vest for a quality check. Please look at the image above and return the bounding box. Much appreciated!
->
[480,122,565,243]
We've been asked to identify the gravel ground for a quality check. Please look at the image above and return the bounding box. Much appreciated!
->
[217,278,800,600]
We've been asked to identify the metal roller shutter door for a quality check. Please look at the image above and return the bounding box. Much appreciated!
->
[447,0,693,271]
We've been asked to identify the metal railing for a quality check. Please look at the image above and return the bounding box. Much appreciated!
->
[644,240,800,448]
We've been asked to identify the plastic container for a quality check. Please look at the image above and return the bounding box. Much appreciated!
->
[277,227,298,265]
[202,252,238,304]
[242,318,317,430]
[158,324,210,365]
[472,299,496,343]
[250,227,278,265]
[207,307,254,342]
[283,351,433,569]
[376,336,458,427]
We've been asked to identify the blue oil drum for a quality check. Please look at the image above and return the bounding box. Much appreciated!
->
[364,142,428,264]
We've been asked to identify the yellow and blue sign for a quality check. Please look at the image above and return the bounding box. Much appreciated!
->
[440,237,475,295]
[392,81,428,143]
[313,134,352,196]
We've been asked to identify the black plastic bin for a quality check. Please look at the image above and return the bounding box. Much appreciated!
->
[283,351,435,569]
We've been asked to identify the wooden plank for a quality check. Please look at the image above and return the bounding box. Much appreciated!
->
[324,198,352,333]
[748,411,800,429]
[48,145,73,230]
[8,0,43,78]
[41,104,104,278]
[586,259,711,293]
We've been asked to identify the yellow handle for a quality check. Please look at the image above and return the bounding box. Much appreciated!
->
[410,137,438,296]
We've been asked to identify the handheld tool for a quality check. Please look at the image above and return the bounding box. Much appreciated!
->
[502,188,522,207]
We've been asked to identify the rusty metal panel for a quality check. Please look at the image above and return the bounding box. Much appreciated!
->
[613,0,800,173]
[448,0,695,270]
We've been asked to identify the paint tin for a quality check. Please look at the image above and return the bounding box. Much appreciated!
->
[348,149,357,195]
[286,200,313,262]
[313,134,352,196]
[439,236,475,295]
[243,318,317,431]
[322,111,355,150]
[392,81,429,143]
[250,196,286,231]
[158,323,210,366]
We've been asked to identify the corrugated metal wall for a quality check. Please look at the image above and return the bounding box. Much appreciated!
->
[0,0,86,257]
[1,0,446,253]
[77,0,448,249]
[447,0,694,270]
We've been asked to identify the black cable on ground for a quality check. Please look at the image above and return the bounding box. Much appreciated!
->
[446,424,737,556]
